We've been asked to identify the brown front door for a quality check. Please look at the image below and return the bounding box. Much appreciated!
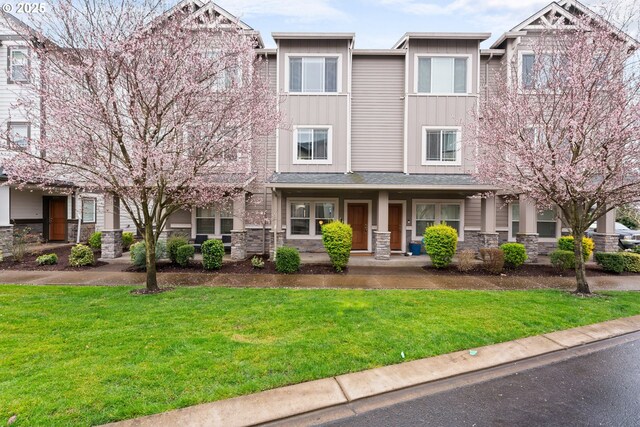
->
[389,204,402,251]
[348,203,368,251]
[49,199,67,241]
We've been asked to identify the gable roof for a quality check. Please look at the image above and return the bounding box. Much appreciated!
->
[393,32,491,49]
[491,0,639,49]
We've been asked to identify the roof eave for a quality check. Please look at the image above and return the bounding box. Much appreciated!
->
[266,183,500,191]
[271,32,355,41]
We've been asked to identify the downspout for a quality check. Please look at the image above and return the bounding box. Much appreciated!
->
[403,44,409,175]
[346,38,353,173]
[76,191,81,243]
[263,53,270,255]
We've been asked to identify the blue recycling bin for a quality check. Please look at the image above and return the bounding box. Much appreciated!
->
[409,243,422,256]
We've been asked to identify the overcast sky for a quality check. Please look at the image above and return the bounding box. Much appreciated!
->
[213,0,611,48]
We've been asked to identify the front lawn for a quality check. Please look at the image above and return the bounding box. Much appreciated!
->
[2,286,640,426]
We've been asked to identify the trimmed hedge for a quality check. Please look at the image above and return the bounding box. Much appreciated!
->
[69,244,94,267]
[321,221,352,272]
[275,246,300,274]
[88,232,102,250]
[129,241,165,267]
[423,224,458,268]
[622,252,640,273]
[36,253,58,266]
[479,248,504,274]
[122,232,135,252]
[594,252,626,274]
[167,235,189,264]
[558,236,594,261]
[202,239,224,270]
[176,245,195,267]
[550,249,575,270]
[500,243,527,268]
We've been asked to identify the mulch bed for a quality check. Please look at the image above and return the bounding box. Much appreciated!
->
[422,263,639,277]
[0,244,108,271]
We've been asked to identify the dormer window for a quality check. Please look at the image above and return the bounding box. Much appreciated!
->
[288,56,338,93]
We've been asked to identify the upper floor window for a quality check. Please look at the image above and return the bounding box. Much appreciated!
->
[422,127,461,165]
[520,52,552,89]
[293,126,332,164]
[8,47,29,83]
[8,122,29,149]
[417,56,468,94]
[289,56,338,93]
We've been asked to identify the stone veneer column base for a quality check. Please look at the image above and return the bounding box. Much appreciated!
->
[516,233,539,263]
[0,225,14,260]
[478,232,499,250]
[270,231,285,260]
[374,231,391,260]
[231,230,247,261]
[101,229,123,259]
[593,233,619,253]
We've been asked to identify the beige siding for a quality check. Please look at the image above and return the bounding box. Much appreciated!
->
[10,188,43,219]
[496,196,510,229]
[351,56,404,172]
[464,197,481,228]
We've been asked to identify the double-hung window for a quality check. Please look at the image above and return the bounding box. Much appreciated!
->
[289,56,338,93]
[81,199,96,223]
[8,122,29,149]
[422,127,460,165]
[8,47,29,83]
[417,56,468,94]
[414,201,463,239]
[194,205,234,236]
[288,200,337,238]
[510,203,558,239]
[521,52,552,89]
[195,207,216,235]
[294,127,331,164]
[511,203,520,240]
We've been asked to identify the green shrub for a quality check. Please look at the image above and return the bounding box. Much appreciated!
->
[275,246,300,274]
[550,249,575,270]
[122,232,135,251]
[632,246,640,255]
[500,243,528,268]
[36,253,58,266]
[321,221,352,272]
[558,236,594,261]
[69,244,94,267]
[202,239,224,270]
[251,256,265,269]
[479,248,504,274]
[88,232,102,250]
[423,224,458,268]
[595,252,626,274]
[167,235,189,264]
[176,245,195,267]
[129,240,165,268]
[621,252,640,273]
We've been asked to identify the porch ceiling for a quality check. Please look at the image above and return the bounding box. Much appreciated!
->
[267,172,499,191]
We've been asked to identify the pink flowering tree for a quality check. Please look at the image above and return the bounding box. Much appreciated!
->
[0,0,279,292]
[474,9,640,294]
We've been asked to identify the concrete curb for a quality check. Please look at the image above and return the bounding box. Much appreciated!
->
[101,315,640,427]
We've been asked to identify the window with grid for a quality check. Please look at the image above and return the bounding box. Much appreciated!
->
[9,47,29,83]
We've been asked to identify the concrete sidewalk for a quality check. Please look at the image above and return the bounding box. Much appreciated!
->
[1,267,639,290]
[101,315,640,427]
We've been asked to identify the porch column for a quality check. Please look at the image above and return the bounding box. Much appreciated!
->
[101,193,123,259]
[594,208,617,253]
[231,192,247,260]
[479,194,499,250]
[374,191,391,260]
[516,195,538,262]
[0,186,12,260]
[270,190,284,259]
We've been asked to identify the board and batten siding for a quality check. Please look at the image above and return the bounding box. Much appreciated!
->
[351,55,404,172]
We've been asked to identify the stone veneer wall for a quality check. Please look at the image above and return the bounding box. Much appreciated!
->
[67,221,96,244]
[246,227,272,254]
[14,222,44,243]
[283,238,325,253]
[0,226,13,259]
[101,230,123,259]
[593,233,619,253]
[374,231,391,260]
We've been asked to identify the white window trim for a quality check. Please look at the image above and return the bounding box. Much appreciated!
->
[292,125,333,165]
[8,46,29,84]
[190,205,234,239]
[508,202,562,242]
[284,53,343,95]
[412,199,465,241]
[518,50,535,90]
[81,198,97,224]
[344,199,373,252]
[421,126,462,166]
[414,54,473,96]
[286,198,339,240]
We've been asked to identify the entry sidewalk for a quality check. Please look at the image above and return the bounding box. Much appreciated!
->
[101,315,640,427]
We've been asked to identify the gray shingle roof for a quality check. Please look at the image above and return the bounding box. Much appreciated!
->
[267,172,497,189]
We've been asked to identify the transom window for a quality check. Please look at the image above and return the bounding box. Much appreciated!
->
[417,56,468,94]
[8,47,29,83]
[288,200,337,238]
[422,128,460,165]
[195,205,233,236]
[289,56,338,93]
[414,201,463,239]
[8,122,29,149]
[294,127,331,164]
[81,198,96,223]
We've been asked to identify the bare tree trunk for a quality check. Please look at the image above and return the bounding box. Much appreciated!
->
[144,223,159,292]
[573,230,590,294]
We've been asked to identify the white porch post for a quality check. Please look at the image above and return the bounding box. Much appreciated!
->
[270,190,283,259]
[0,186,12,259]
[479,194,499,250]
[516,195,539,262]
[594,208,617,253]
[374,191,390,260]
[101,193,123,259]
[231,192,247,260]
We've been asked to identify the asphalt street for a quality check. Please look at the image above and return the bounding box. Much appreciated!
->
[322,338,640,427]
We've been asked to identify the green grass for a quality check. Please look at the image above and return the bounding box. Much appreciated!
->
[1,286,640,426]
